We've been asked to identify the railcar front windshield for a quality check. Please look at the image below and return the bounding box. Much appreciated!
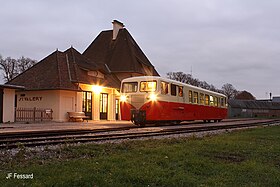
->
[121,82,138,93]
[140,81,157,92]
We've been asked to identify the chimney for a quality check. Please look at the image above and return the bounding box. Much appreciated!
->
[112,20,124,40]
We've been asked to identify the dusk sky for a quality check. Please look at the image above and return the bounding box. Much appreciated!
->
[0,0,279,99]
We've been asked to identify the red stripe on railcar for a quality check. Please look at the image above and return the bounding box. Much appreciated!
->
[121,101,227,121]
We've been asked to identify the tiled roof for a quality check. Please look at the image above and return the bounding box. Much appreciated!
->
[8,50,73,90]
[7,26,158,90]
[8,47,120,90]
[83,28,159,76]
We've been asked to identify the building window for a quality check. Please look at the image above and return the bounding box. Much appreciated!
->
[200,93,204,105]
[189,90,193,103]
[161,82,169,95]
[171,84,177,96]
[115,99,119,120]
[82,91,92,119]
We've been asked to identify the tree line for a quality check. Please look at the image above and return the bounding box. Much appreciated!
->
[0,55,37,82]
[166,71,255,100]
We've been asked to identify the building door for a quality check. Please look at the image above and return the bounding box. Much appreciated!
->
[115,99,119,120]
[82,91,92,119]
[100,93,108,120]
[0,89,3,123]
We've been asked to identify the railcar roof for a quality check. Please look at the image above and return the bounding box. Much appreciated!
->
[122,76,226,97]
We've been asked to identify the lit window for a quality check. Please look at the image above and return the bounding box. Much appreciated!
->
[200,93,204,105]
[122,82,138,93]
[210,95,214,106]
[178,86,183,97]
[194,92,198,104]
[205,95,209,105]
[161,82,169,95]
[189,90,193,103]
[140,81,157,92]
[214,97,218,106]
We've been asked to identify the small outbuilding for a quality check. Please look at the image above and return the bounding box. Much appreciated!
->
[0,84,24,123]
[228,99,280,118]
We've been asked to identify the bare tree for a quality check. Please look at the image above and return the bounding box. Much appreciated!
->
[0,56,18,82]
[0,55,37,82]
[167,72,188,83]
[17,56,37,73]
[167,71,239,97]
[221,83,238,99]
[167,71,219,91]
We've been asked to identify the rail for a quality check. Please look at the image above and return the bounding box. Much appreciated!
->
[0,119,279,149]
[15,107,53,122]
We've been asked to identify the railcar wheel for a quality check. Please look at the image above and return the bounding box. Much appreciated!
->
[139,123,146,127]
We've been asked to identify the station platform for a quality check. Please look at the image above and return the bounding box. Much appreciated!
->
[0,120,135,135]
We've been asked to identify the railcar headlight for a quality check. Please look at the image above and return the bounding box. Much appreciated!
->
[149,93,157,101]
[120,95,127,102]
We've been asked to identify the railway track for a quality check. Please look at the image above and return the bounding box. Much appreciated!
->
[0,119,279,149]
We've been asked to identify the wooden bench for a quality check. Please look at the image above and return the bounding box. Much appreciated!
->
[67,112,90,122]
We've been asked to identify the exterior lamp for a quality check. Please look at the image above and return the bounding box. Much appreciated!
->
[120,95,127,102]
[148,93,157,101]
[92,85,102,94]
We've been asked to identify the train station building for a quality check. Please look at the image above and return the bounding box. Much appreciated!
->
[7,20,159,122]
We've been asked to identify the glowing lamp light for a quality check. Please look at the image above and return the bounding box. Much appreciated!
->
[92,85,102,94]
[149,93,157,101]
[120,95,127,102]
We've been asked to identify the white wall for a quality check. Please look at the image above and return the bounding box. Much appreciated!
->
[16,90,82,122]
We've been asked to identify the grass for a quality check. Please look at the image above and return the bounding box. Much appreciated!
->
[1,126,280,187]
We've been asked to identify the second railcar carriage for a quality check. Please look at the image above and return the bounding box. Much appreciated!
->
[120,76,227,126]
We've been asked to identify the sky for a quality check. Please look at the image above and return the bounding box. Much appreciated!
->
[0,0,279,99]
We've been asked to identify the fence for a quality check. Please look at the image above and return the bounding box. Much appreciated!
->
[15,107,53,122]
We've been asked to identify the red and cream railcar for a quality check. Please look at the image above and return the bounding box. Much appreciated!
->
[120,76,227,126]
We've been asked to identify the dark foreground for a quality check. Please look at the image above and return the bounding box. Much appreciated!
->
[1,125,280,186]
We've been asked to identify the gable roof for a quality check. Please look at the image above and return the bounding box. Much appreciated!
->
[7,23,159,91]
[83,28,159,76]
[7,47,120,90]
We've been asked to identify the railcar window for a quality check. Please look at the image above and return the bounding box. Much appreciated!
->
[225,97,228,106]
[189,90,193,103]
[214,97,218,106]
[200,93,204,105]
[178,86,183,97]
[221,97,224,107]
[194,92,198,104]
[205,95,209,105]
[171,84,177,96]
[140,81,157,92]
[210,95,214,106]
[161,82,169,95]
[122,82,138,93]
